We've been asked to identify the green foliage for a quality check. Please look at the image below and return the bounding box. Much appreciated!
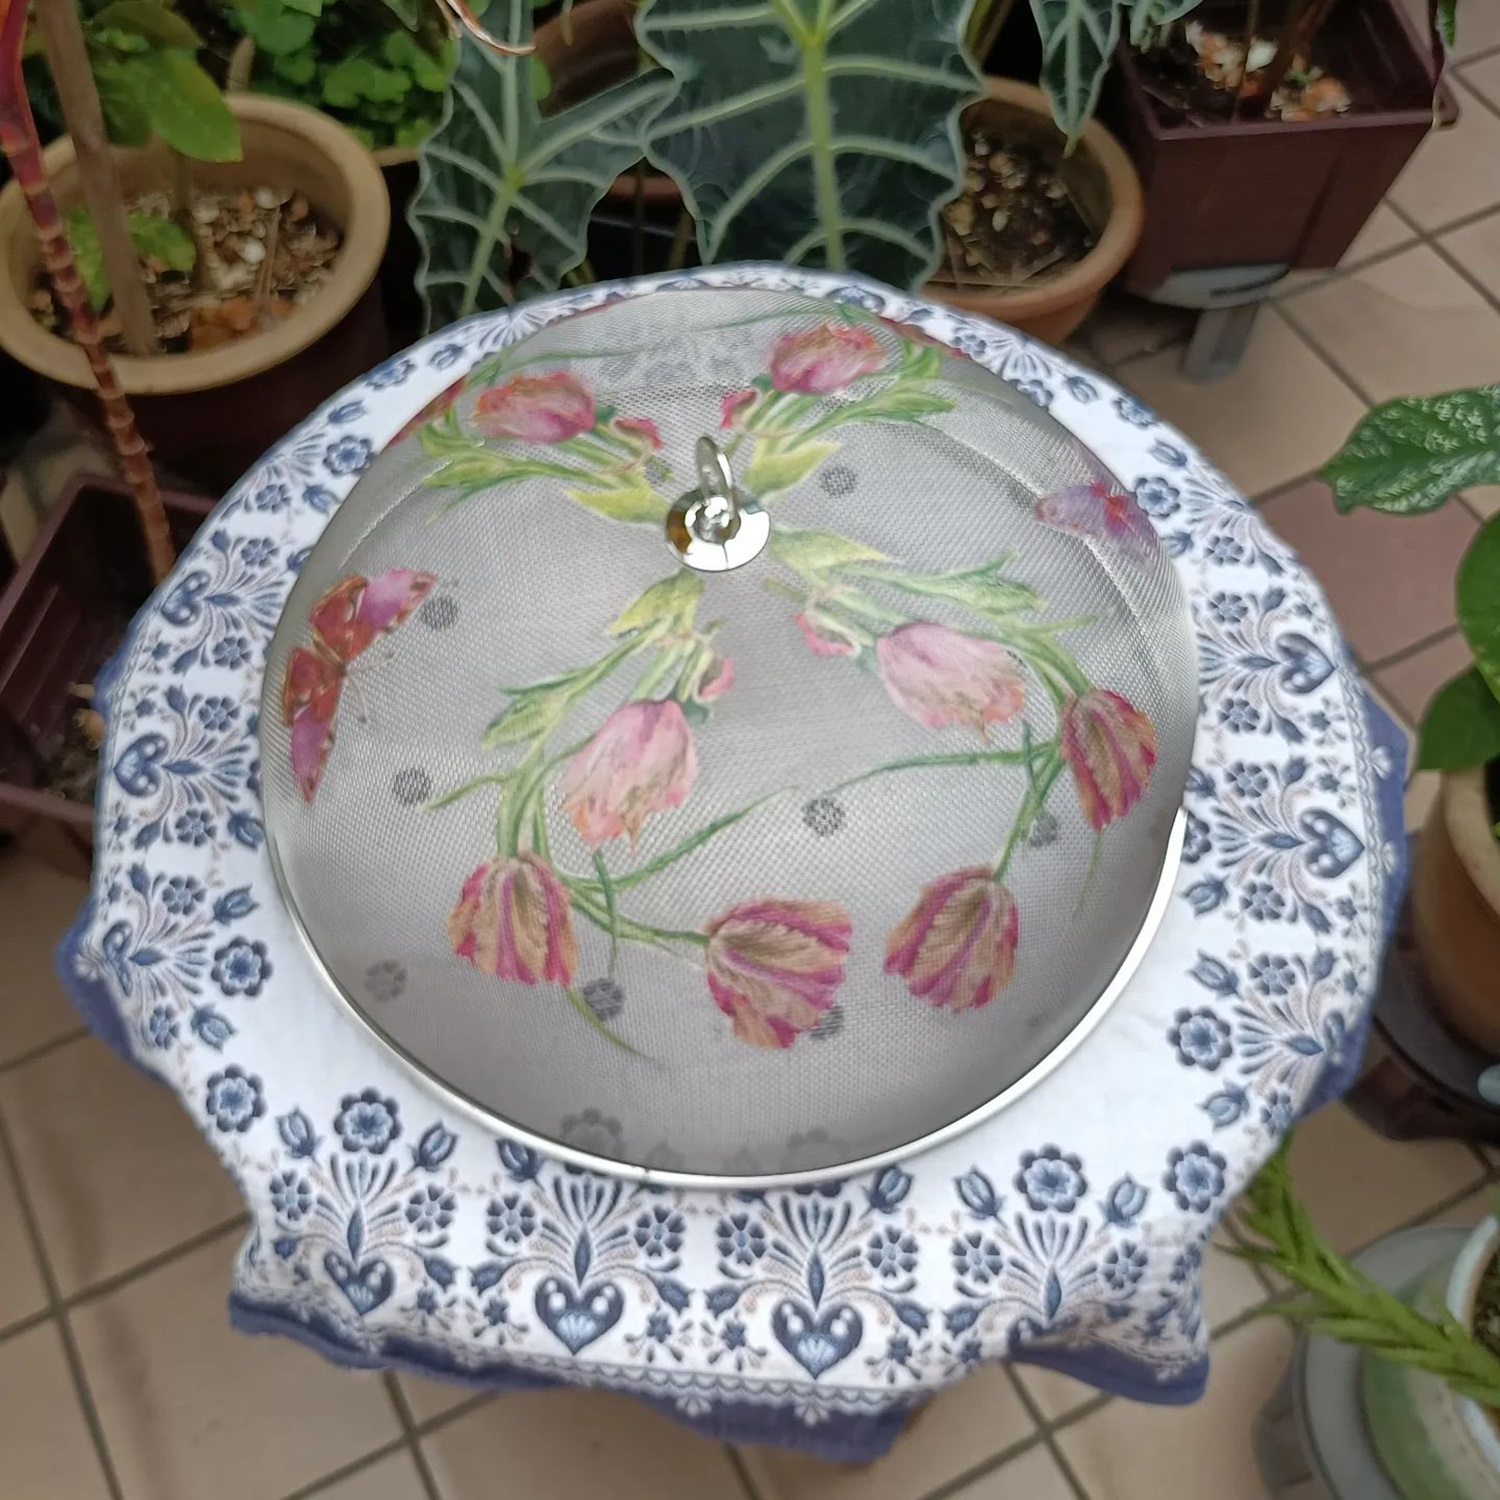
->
[1324,388,1500,777]
[636,0,981,291]
[1031,0,1122,142]
[26,0,241,161]
[1236,1142,1500,1409]
[231,0,457,152]
[411,0,672,326]
[63,205,197,309]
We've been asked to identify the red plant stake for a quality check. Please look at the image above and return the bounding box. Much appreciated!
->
[0,0,174,582]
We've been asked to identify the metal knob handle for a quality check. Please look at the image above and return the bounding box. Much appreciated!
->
[666,437,769,572]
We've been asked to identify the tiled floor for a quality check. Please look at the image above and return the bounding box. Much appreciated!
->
[6,43,1500,1500]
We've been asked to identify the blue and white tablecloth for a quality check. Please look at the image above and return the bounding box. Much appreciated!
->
[57,265,1408,1462]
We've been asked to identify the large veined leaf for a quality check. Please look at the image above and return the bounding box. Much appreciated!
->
[1032,0,1122,141]
[1125,0,1201,49]
[636,0,980,291]
[411,0,674,329]
[1323,386,1500,515]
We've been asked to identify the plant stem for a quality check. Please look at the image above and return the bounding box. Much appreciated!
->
[1232,0,1262,118]
[0,0,173,583]
[32,0,159,357]
[631,160,646,277]
[666,208,694,271]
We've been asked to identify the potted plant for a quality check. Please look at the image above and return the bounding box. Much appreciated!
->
[1323,387,1500,1058]
[1108,0,1450,374]
[1238,1144,1500,1499]
[0,0,390,491]
[408,0,1146,343]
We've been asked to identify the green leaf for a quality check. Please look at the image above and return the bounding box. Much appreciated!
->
[93,57,154,146]
[323,54,411,107]
[483,680,578,747]
[637,0,980,290]
[565,476,669,523]
[608,571,702,637]
[1324,386,1500,515]
[743,436,840,499]
[281,0,325,14]
[381,0,422,26]
[1124,0,1199,49]
[91,0,200,48]
[771,527,889,580]
[272,47,318,86]
[1460,516,1500,705]
[875,563,1044,617]
[383,28,452,91]
[64,208,197,309]
[1031,0,1124,142]
[411,2,674,328]
[1439,0,1458,48]
[125,51,242,160]
[234,0,317,54]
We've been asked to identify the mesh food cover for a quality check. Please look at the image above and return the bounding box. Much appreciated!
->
[262,284,1196,1185]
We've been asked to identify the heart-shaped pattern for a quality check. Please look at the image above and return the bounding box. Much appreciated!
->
[1276,633,1336,695]
[1299,809,1365,879]
[771,1299,863,1377]
[535,1276,624,1354]
[113,734,169,797]
[323,1251,395,1315]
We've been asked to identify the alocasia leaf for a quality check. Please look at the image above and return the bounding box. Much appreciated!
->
[1124,0,1201,49]
[1324,386,1500,515]
[636,0,980,290]
[1458,515,1500,705]
[1032,0,1124,141]
[411,0,674,329]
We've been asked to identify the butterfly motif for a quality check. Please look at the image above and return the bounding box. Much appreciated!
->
[1034,476,1157,565]
[281,569,436,801]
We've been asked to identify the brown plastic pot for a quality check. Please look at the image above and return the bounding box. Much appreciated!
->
[1113,0,1444,295]
[0,475,213,861]
[925,79,1145,346]
[535,0,681,208]
[1410,768,1500,1056]
[0,96,390,494]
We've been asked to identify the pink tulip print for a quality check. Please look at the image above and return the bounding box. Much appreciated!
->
[447,854,579,986]
[768,322,886,394]
[1060,689,1158,831]
[876,622,1025,737]
[885,869,1019,1013]
[472,370,597,443]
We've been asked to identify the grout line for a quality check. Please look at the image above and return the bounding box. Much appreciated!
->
[383,1372,444,1500]
[414,1388,498,1439]
[279,1437,410,1500]
[0,1105,125,1500]
[1466,1142,1493,1177]
[1270,302,1376,410]
[724,1444,766,1500]
[1000,1365,1092,1500]
[915,1425,1048,1500]
[1360,624,1463,676]
[0,1305,50,1345]
[0,1026,89,1079]
[1250,465,1328,507]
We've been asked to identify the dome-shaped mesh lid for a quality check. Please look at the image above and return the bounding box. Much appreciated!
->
[261,283,1195,1185]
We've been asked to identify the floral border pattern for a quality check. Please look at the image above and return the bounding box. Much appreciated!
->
[58,265,1406,1461]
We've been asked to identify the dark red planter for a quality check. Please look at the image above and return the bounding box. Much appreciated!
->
[1114,0,1447,297]
[0,476,213,858]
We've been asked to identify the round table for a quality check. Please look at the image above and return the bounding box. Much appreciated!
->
[58,265,1409,1463]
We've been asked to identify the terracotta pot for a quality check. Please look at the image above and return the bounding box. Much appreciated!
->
[534,0,680,207]
[0,96,390,493]
[1411,769,1500,1056]
[925,78,1144,347]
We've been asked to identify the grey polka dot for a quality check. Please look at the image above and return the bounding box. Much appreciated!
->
[810,1004,844,1040]
[1027,809,1060,848]
[364,961,406,1002]
[420,595,458,630]
[392,767,432,805]
[803,797,844,837]
[582,977,625,1021]
[820,464,857,496]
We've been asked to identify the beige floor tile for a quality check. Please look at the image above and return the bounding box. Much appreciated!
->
[71,1233,400,1500]
[744,1365,1035,1500]
[0,1322,113,1500]
[1282,1103,1486,1254]
[1454,9,1500,60]
[1283,244,1500,402]
[1418,1186,1496,1231]
[1462,50,1500,105]
[1079,293,1194,367]
[1441,206,1500,297]
[1015,1361,1099,1422]
[395,1368,479,1423]
[1374,631,1473,725]
[1258,478,1476,663]
[0,1148,47,1329]
[0,854,88,1066]
[1388,80,1500,231]
[947,1441,1075,1500]
[0,1036,243,1294]
[1465,485,1500,518]
[1057,1317,1291,1500]
[1407,768,1443,831]
[1114,312,1364,497]
[423,1387,742,1499]
[1274,202,1418,294]
[309,1450,428,1500]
